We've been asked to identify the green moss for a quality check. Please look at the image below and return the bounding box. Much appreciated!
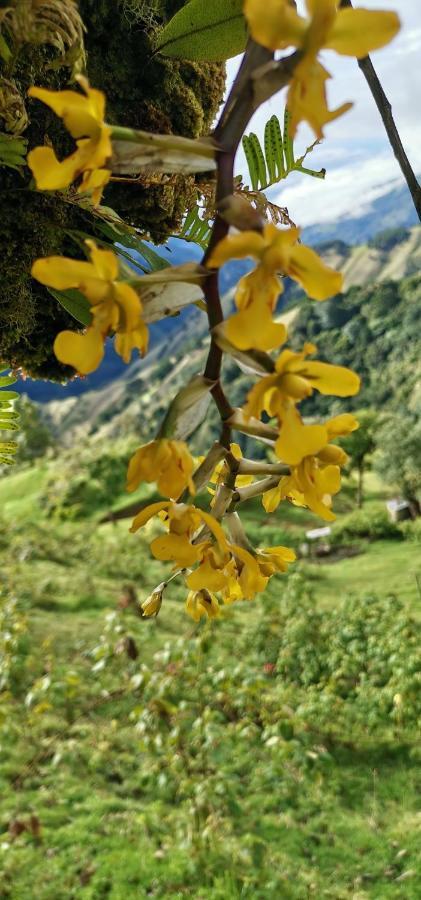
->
[0,190,93,380]
[79,0,224,236]
[0,0,225,377]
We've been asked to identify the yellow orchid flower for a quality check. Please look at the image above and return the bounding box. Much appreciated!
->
[230,544,270,599]
[263,413,359,519]
[222,270,287,352]
[129,501,229,570]
[287,57,352,139]
[186,590,220,622]
[27,76,112,204]
[243,343,359,465]
[256,545,297,577]
[245,342,360,419]
[208,225,342,352]
[186,543,233,592]
[31,241,148,375]
[127,439,195,500]
[244,0,400,137]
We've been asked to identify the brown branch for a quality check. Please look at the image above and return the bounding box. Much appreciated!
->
[340,0,421,221]
[202,43,302,420]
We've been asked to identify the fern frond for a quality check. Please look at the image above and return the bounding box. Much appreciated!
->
[175,204,212,250]
[0,132,27,171]
[0,370,19,467]
[242,109,325,192]
[0,0,85,70]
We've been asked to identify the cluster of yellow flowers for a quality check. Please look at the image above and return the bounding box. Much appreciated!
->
[129,492,296,622]
[26,0,400,622]
[125,322,359,620]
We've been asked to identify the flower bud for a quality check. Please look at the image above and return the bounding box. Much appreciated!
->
[141,583,165,618]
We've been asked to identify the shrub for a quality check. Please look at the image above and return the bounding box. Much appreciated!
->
[331,507,402,545]
[400,517,421,543]
[254,577,421,736]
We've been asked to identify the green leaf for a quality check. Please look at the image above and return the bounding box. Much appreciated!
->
[0,411,19,421]
[135,242,169,272]
[0,372,17,388]
[0,421,18,431]
[265,115,285,181]
[111,130,216,176]
[156,0,247,61]
[48,288,92,326]
[283,108,295,171]
[249,133,268,190]
[176,205,212,250]
[0,132,27,171]
[158,375,215,441]
[0,441,18,453]
[0,391,19,402]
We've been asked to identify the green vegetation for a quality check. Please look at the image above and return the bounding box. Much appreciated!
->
[1,444,421,898]
[368,226,410,252]
[293,273,421,416]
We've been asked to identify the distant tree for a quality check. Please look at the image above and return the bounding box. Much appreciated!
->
[16,396,55,463]
[342,409,378,507]
[368,226,410,252]
[374,414,421,517]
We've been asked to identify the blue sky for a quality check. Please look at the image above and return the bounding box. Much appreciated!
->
[228,0,420,225]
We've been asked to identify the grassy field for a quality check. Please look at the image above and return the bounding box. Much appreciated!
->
[1,458,421,898]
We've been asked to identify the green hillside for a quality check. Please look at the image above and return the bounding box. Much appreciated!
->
[1,444,421,897]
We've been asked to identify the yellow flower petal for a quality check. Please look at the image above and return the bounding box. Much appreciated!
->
[325,413,359,438]
[29,84,102,139]
[317,444,348,466]
[27,145,89,191]
[244,375,277,421]
[275,405,328,466]
[86,240,119,282]
[326,9,400,58]
[199,510,229,551]
[53,327,104,375]
[186,590,220,622]
[262,483,285,514]
[289,242,343,300]
[244,0,306,50]
[79,167,111,205]
[299,360,360,396]
[207,231,266,268]
[150,533,202,567]
[287,59,352,139]
[186,559,228,592]
[223,305,287,352]
[127,440,194,498]
[129,501,170,533]
[114,323,148,363]
[28,79,111,198]
[31,255,98,291]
